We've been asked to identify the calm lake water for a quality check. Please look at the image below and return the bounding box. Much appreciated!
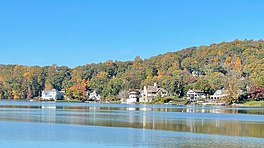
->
[0,101,264,147]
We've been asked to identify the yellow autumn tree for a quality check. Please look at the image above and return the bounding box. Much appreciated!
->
[234,57,242,72]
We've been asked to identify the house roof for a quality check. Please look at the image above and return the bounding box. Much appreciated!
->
[43,89,58,93]
[129,89,140,93]
[147,86,158,93]
[187,90,204,93]
[214,89,228,95]
[157,88,168,93]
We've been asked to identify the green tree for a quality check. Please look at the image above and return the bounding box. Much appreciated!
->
[103,78,122,98]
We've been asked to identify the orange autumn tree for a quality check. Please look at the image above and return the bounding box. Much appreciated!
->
[66,84,86,100]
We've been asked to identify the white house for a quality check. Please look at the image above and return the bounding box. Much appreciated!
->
[209,89,228,101]
[126,89,140,104]
[192,70,203,77]
[140,83,168,102]
[41,89,63,101]
[187,89,206,101]
[87,90,101,102]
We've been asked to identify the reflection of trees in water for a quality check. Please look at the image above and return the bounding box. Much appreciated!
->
[1,104,264,138]
[184,119,264,138]
[36,109,264,138]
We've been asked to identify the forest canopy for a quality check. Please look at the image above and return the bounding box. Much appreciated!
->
[0,39,263,101]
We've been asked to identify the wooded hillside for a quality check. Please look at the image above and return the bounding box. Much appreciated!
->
[0,39,263,102]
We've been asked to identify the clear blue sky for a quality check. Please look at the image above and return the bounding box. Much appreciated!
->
[0,0,263,67]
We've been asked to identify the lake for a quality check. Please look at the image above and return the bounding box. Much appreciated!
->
[0,101,263,147]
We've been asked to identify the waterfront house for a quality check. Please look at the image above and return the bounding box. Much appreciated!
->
[126,89,140,104]
[87,90,101,101]
[209,89,228,101]
[191,70,204,77]
[41,89,63,101]
[187,89,206,101]
[140,83,168,102]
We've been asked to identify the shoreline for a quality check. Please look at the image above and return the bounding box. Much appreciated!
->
[1,99,264,107]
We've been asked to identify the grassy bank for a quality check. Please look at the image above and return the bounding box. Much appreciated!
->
[242,101,264,107]
[56,99,81,103]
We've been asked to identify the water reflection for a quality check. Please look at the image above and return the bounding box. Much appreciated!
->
[1,102,264,115]
[0,101,264,138]
[1,121,263,148]
[41,103,56,123]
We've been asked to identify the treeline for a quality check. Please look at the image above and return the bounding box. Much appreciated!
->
[0,39,263,103]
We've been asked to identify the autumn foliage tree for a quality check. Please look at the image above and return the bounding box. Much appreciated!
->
[0,39,263,104]
[66,84,86,100]
[249,86,264,100]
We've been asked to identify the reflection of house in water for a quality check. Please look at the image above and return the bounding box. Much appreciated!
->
[41,103,56,123]
[124,105,157,130]
[125,107,141,128]
[186,107,200,113]
[210,108,223,114]
[186,118,196,132]
[140,83,168,103]
[186,106,225,114]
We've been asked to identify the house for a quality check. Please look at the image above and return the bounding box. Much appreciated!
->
[157,88,168,97]
[140,83,168,102]
[87,90,101,101]
[192,70,204,77]
[126,89,140,104]
[59,89,66,95]
[209,89,228,101]
[187,89,206,101]
[41,89,63,101]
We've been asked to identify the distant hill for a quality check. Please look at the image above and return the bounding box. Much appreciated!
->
[0,39,263,102]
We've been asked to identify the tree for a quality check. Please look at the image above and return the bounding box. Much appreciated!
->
[117,90,129,100]
[249,86,264,100]
[194,79,211,93]
[44,80,53,90]
[89,72,108,94]
[223,71,243,105]
[66,84,86,100]
[133,56,143,68]
[103,78,122,97]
